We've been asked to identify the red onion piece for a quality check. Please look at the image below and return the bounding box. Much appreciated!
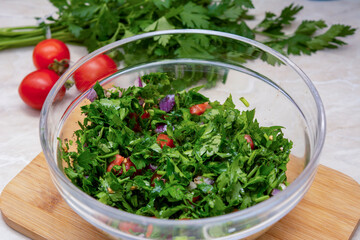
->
[87,88,97,102]
[138,97,145,106]
[138,77,143,87]
[155,124,167,133]
[271,188,281,196]
[148,164,158,172]
[271,184,286,196]
[159,94,175,112]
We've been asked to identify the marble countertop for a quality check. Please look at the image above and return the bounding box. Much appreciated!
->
[0,0,359,239]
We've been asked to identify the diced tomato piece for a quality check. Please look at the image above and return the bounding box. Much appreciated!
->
[129,112,141,132]
[129,112,137,119]
[156,134,175,148]
[244,134,254,150]
[192,195,200,203]
[186,195,200,206]
[151,173,166,187]
[146,224,153,238]
[123,158,136,172]
[129,111,150,131]
[141,111,150,119]
[107,154,125,173]
[118,222,144,234]
[107,155,136,175]
[189,102,211,115]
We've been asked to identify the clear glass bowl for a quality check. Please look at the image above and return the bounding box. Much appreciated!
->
[40,29,326,240]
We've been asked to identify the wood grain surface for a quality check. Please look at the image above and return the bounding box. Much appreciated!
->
[1,153,359,240]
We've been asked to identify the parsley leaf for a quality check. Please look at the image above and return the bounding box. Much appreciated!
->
[179,2,210,29]
[257,4,303,35]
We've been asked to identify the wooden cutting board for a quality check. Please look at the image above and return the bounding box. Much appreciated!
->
[1,152,359,240]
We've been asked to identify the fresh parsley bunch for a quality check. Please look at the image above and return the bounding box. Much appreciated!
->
[0,1,355,66]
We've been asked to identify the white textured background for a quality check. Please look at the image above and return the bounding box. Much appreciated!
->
[0,0,359,239]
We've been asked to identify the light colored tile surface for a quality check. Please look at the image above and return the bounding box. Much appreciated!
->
[0,0,359,239]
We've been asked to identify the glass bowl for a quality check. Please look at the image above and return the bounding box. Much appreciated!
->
[40,29,326,240]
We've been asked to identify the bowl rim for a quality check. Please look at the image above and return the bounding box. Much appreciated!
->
[40,29,326,231]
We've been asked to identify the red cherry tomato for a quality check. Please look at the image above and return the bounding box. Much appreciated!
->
[33,39,70,70]
[156,134,175,149]
[244,134,255,150]
[151,173,166,187]
[74,54,117,92]
[18,69,65,110]
[189,102,211,115]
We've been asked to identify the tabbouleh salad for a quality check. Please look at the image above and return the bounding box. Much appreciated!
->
[60,72,292,220]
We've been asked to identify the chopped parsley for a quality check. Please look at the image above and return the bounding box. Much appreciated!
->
[60,72,292,220]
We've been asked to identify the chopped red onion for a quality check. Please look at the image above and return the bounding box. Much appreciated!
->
[138,97,145,106]
[159,94,175,112]
[148,164,158,172]
[271,183,287,196]
[138,77,143,87]
[194,176,214,185]
[87,88,97,102]
[271,188,281,196]
[155,124,167,133]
